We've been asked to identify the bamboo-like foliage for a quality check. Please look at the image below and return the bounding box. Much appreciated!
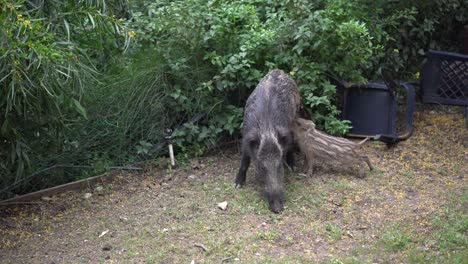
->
[0,0,127,196]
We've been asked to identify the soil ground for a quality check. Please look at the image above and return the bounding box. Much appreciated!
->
[0,105,467,263]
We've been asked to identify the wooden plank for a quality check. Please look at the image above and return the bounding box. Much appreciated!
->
[0,168,140,205]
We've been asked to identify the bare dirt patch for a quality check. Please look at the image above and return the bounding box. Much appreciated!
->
[1,106,467,263]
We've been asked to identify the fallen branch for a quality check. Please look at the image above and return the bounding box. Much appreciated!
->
[292,118,373,177]
[0,165,142,196]
[221,256,233,263]
[0,201,52,206]
[194,243,208,252]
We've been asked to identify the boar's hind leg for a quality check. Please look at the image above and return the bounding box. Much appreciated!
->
[285,149,295,171]
[235,153,251,188]
[361,155,373,171]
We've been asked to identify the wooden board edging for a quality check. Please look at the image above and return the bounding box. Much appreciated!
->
[0,168,141,205]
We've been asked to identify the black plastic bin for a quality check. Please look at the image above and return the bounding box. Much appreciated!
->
[340,81,415,145]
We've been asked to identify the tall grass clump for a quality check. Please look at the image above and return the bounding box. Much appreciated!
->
[0,0,127,198]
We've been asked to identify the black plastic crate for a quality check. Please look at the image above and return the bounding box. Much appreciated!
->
[421,50,468,106]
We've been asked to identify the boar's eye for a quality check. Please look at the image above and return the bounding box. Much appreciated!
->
[276,128,289,146]
[245,130,259,149]
[278,135,289,146]
[249,137,259,149]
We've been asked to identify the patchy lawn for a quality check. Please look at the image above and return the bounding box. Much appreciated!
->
[1,106,467,263]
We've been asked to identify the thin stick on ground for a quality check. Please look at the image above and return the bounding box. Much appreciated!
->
[194,243,208,252]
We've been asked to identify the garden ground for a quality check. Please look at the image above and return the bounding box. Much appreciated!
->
[0,105,466,263]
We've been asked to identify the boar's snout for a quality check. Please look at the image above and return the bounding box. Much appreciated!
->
[267,192,284,213]
[257,154,284,213]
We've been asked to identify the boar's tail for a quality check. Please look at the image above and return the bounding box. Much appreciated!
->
[358,137,370,146]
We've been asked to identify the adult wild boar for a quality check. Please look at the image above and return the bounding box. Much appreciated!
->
[235,69,300,213]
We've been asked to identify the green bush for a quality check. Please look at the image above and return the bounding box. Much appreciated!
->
[107,0,466,162]
[127,0,379,141]
[356,0,467,78]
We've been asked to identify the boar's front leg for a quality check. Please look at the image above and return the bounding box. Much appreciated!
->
[235,152,251,189]
[285,149,295,171]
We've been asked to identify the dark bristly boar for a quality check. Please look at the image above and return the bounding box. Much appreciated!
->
[235,69,300,213]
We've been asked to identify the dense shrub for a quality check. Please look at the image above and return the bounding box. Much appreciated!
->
[356,0,467,78]
[84,0,467,164]
[128,0,379,141]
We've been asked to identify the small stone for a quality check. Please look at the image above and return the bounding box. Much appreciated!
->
[217,201,228,210]
[102,244,112,251]
[99,230,109,238]
[41,196,53,202]
[95,186,104,192]
[419,246,430,252]
[188,175,196,180]
[83,193,92,199]
[332,200,342,206]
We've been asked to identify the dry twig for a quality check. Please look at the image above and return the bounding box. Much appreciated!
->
[194,243,208,252]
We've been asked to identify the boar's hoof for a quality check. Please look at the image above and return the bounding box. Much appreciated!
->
[235,183,243,189]
[357,169,367,178]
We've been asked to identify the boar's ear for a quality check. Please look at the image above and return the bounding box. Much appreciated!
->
[307,119,316,129]
[293,119,301,128]
[276,127,290,146]
[296,118,311,130]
